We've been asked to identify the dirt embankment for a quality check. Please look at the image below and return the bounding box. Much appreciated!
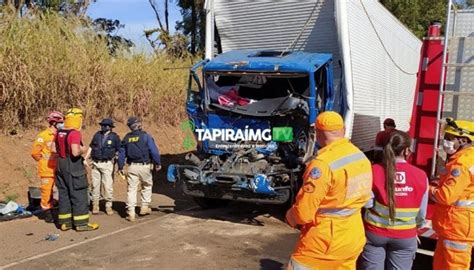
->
[0,122,188,204]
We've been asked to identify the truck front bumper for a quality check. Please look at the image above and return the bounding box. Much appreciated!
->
[167,164,295,204]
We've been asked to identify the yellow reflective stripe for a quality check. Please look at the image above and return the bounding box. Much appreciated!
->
[373,201,419,220]
[375,201,419,213]
[329,152,367,170]
[73,214,89,221]
[58,213,72,219]
[365,217,417,230]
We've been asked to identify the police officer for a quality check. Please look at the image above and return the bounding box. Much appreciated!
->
[118,117,161,222]
[55,108,99,231]
[85,118,120,215]
[286,111,372,269]
[431,118,474,270]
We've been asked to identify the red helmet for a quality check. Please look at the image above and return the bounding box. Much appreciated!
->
[47,111,64,123]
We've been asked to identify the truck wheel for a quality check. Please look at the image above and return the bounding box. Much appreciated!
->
[193,197,229,209]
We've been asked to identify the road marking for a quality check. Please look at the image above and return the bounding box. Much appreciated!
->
[416,248,434,256]
[1,206,198,269]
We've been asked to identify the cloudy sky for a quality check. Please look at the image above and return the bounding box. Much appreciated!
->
[87,0,182,52]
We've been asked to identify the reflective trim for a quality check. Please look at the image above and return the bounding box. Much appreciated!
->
[73,214,89,221]
[374,146,383,151]
[373,202,419,219]
[444,239,468,250]
[454,200,474,207]
[329,152,367,170]
[318,208,358,216]
[58,213,72,219]
[365,210,417,229]
[288,259,312,270]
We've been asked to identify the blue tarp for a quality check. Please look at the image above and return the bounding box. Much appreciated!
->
[203,50,332,73]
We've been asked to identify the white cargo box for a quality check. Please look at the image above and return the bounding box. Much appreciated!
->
[206,0,422,151]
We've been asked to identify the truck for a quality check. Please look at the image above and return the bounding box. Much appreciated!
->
[167,0,422,208]
[409,2,474,265]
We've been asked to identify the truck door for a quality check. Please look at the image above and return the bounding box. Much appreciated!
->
[186,60,208,132]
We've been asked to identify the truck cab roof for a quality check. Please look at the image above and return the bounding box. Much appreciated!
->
[204,50,332,73]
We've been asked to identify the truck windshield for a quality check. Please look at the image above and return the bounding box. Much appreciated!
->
[204,72,310,117]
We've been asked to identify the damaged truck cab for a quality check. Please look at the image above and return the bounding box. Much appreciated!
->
[168,50,337,208]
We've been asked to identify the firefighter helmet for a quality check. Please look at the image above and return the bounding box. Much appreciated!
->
[444,118,474,142]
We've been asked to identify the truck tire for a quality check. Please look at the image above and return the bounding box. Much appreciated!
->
[193,197,229,209]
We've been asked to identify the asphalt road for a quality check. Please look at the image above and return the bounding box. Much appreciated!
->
[1,202,298,270]
[0,183,434,270]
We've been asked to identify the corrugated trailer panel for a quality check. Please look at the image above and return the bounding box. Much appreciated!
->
[213,0,421,151]
[345,0,420,151]
[445,11,474,121]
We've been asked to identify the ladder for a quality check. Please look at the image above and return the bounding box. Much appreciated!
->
[431,0,474,177]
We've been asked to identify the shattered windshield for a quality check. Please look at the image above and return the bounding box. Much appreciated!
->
[205,73,309,115]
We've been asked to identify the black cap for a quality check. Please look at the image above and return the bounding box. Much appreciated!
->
[127,117,140,127]
[99,118,115,127]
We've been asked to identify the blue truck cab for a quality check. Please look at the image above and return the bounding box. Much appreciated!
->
[168,49,338,208]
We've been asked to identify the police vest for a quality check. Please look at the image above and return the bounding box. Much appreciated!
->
[124,131,150,163]
[90,132,119,161]
[364,162,428,238]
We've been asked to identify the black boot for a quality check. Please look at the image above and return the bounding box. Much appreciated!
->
[43,209,54,223]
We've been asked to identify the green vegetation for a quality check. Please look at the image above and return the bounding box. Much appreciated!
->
[5,193,19,202]
[0,11,191,130]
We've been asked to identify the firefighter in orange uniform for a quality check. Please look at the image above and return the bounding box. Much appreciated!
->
[431,118,474,270]
[286,111,373,270]
[31,111,64,223]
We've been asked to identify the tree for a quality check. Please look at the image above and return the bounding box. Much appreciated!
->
[2,0,92,17]
[176,0,205,54]
[145,0,189,58]
[92,18,134,55]
[381,0,447,39]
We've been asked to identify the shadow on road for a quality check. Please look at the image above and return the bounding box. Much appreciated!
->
[260,258,284,270]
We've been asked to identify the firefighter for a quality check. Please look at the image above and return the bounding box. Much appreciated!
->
[31,111,64,223]
[431,118,474,270]
[118,117,161,222]
[55,108,99,231]
[359,131,428,270]
[84,118,120,215]
[286,111,373,270]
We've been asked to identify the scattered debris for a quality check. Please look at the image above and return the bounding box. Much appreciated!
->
[0,201,33,222]
[45,233,59,241]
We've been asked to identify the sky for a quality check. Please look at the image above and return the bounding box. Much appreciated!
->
[87,0,182,52]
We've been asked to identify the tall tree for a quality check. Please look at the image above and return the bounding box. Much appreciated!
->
[176,0,205,54]
[380,0,448,39]
[2,0,92,16]
[145,0,188,58]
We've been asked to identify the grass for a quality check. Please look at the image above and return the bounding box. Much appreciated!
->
[5,193,19,202]
[0,11,192,131]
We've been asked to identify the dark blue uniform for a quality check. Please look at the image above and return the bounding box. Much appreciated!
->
[118,130,161,170]
[89,131,121,161]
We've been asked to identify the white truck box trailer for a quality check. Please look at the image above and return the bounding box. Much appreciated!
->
[205,0,422,152]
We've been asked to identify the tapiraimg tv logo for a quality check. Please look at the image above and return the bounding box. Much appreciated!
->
[180,120,294,150]
[195,125,294,149]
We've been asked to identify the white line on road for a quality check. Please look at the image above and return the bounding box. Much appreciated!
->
[1,207,198,270]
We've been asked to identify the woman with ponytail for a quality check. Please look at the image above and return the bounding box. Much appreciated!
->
[359,131,428,270]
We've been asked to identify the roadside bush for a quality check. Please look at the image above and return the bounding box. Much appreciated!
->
[0,11,191,131]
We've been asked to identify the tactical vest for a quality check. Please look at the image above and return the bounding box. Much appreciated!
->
[90,131,118,161]
[124,131,150,163]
